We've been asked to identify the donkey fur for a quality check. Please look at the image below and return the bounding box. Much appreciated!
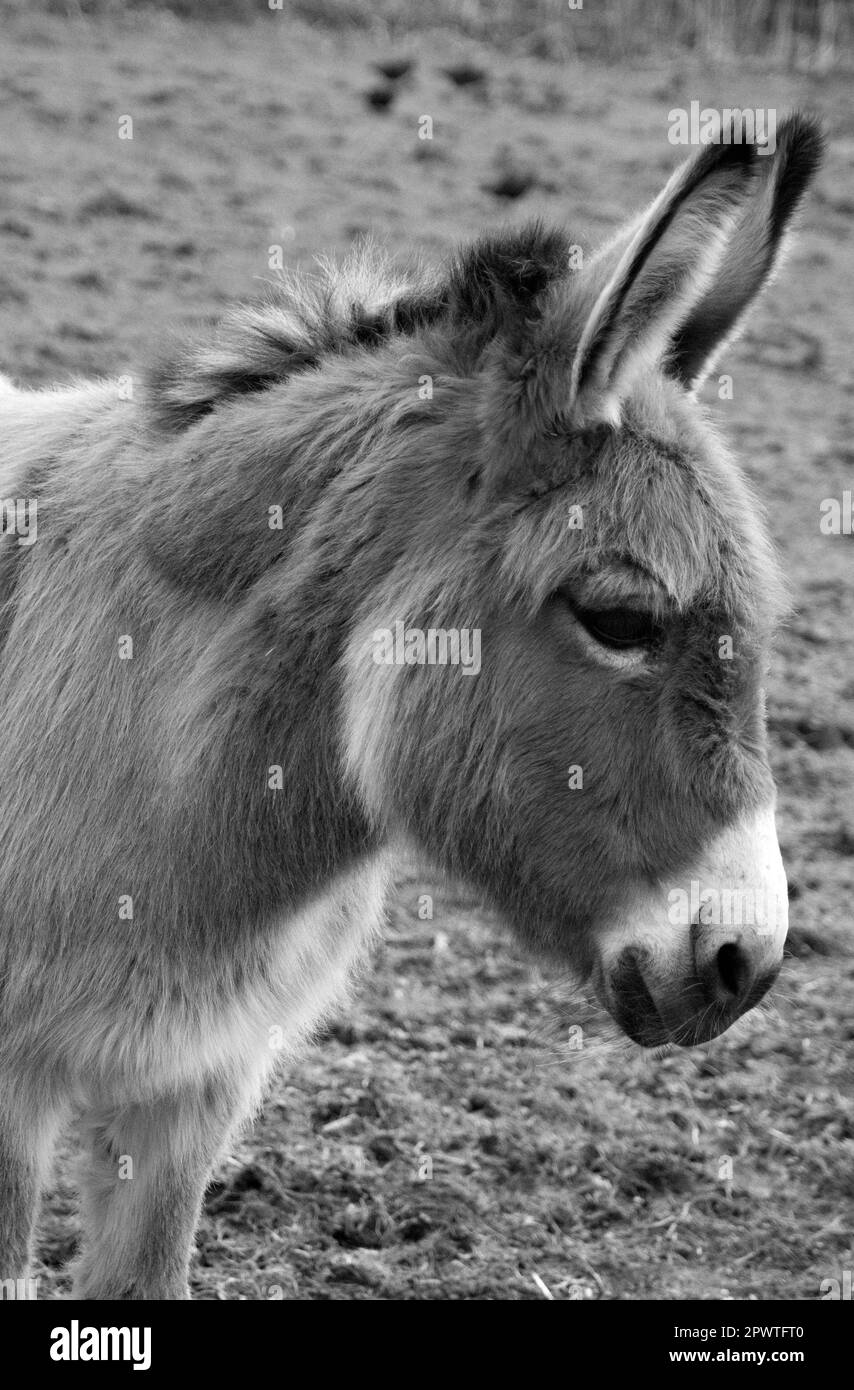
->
[0,113,823,1298]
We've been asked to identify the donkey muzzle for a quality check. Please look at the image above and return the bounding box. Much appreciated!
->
[594,805,788,1048]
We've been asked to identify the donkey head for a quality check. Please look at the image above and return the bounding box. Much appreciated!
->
[346,113,824,1047]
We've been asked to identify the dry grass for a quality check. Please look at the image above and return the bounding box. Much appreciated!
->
[0,0,851,69]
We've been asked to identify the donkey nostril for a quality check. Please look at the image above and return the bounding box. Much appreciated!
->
[714,941,751,1002]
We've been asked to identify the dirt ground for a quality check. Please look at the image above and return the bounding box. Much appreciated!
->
[1,4,852,1300]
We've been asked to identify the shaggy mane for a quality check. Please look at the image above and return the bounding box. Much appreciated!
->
[145,223,574,432]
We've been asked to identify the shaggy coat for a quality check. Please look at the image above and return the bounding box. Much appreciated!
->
[0,113,823,1299]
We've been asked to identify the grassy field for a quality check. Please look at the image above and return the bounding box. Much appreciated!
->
[1,3,852,1300]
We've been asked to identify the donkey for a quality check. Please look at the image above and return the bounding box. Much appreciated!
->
[0,113,823,1299]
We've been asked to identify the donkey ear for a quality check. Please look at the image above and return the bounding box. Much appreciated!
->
[667,112,825,389]
[567,136,761,423]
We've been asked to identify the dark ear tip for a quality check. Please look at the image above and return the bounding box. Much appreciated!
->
[769,111,826,234]
[776,110,827,173]
[722,132,761,166]
[694,136,759,174]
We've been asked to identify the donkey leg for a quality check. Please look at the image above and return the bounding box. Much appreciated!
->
[72,1078,252,1301]
[0,1078,65,1288]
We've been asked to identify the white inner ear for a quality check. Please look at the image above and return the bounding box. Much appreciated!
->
[605,217,737,393]
[569,211,738,427]
[566,138,763,426]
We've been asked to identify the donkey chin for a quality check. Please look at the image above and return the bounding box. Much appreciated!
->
[592,805,789,1048]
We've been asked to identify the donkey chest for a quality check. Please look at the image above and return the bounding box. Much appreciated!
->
[141,853,392,1092]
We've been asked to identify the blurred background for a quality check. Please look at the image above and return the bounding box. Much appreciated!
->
[1,0,852,1299]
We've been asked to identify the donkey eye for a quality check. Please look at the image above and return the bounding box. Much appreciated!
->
[573,606,662,650]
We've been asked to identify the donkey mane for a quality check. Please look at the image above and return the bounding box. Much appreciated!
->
[146,222,575,432]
